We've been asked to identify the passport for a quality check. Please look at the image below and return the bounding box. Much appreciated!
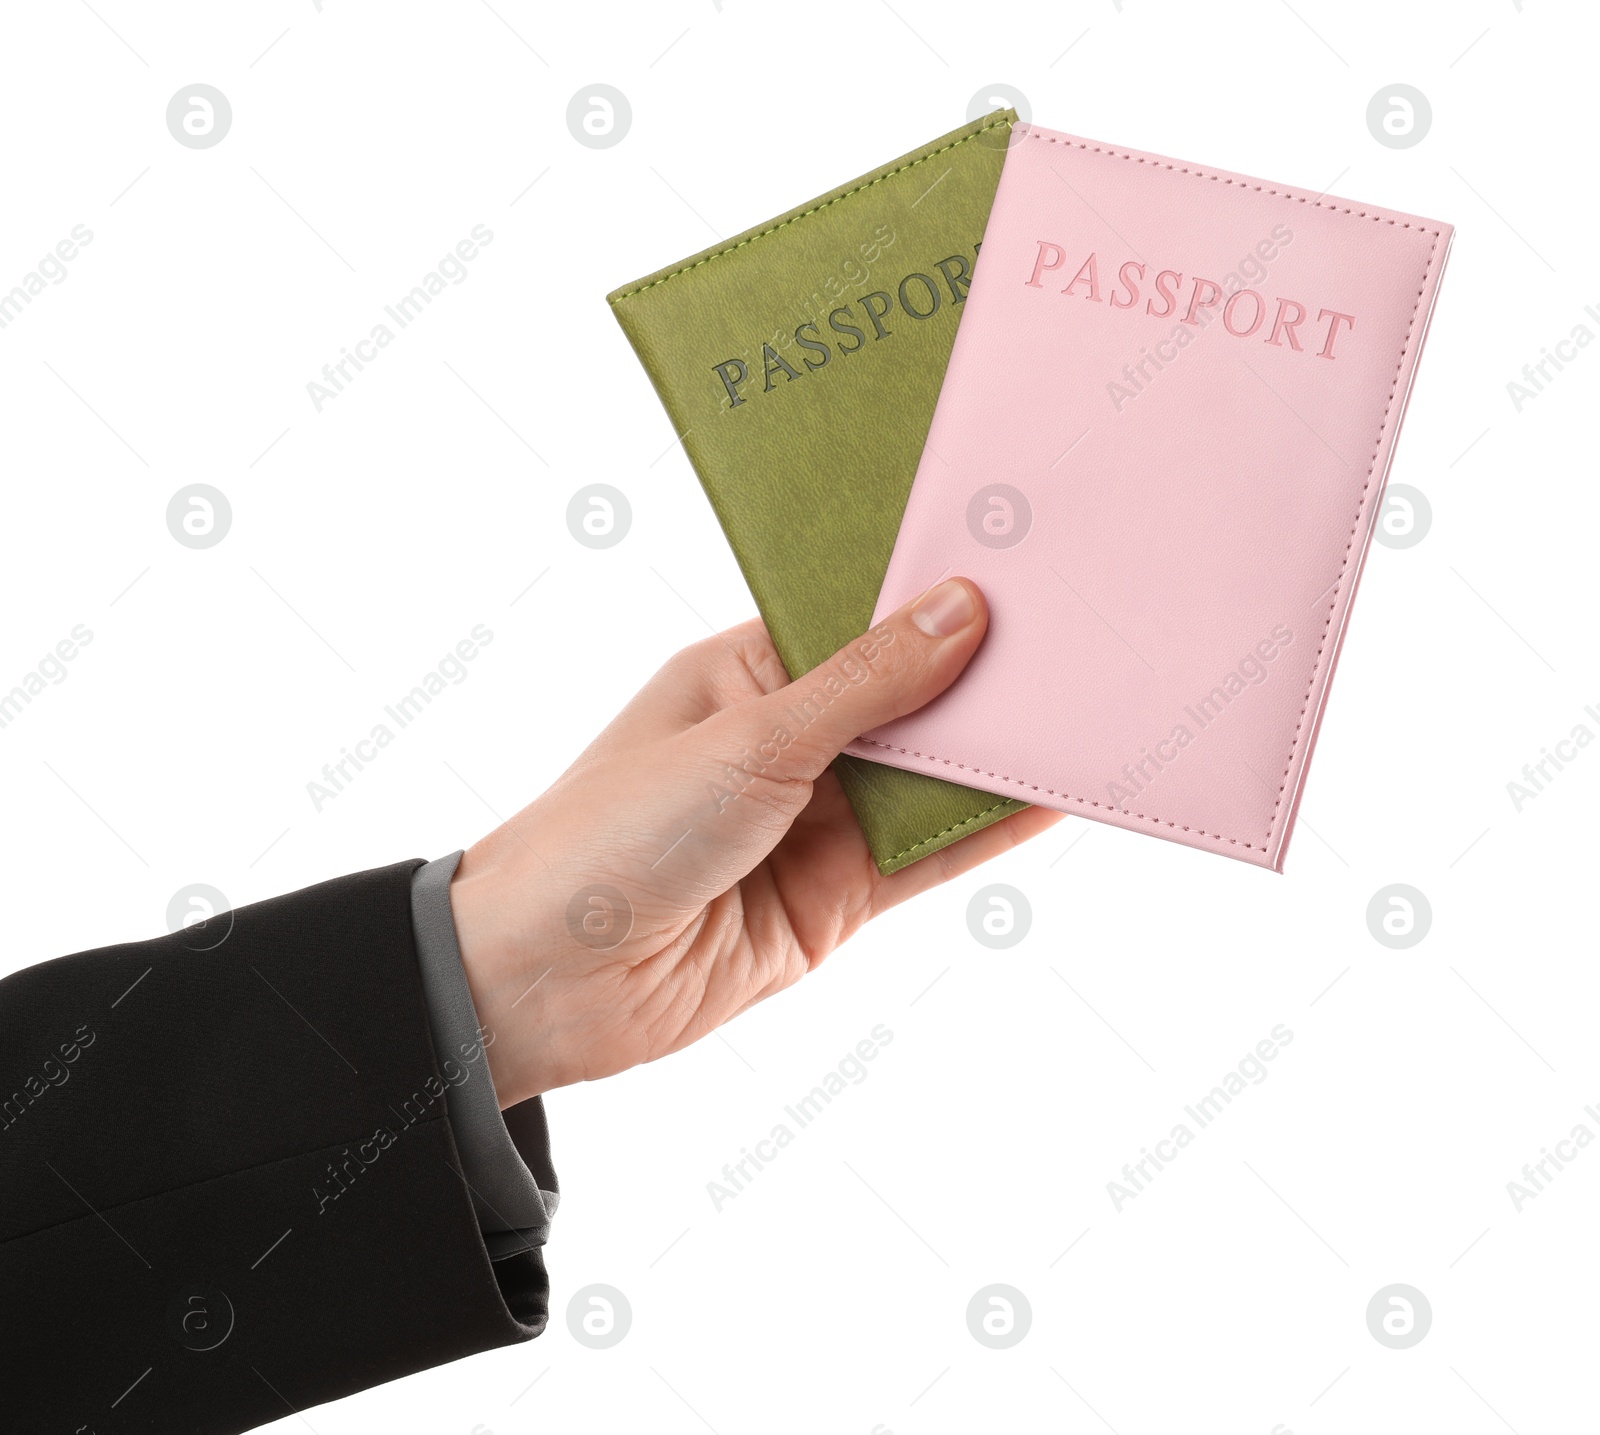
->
[608,114,1028,874]
[848,124,1454,869]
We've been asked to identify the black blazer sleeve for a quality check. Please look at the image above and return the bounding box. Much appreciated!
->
[0,859,548,1434]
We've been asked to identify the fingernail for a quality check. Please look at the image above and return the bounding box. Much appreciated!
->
[911,579,976,637]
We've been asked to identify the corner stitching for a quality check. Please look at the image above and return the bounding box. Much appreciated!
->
[607,117,1013,305]
[881,798,1020,866]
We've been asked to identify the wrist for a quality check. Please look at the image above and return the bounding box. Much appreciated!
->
[448,859,552,1108]
[451,851,588,1107]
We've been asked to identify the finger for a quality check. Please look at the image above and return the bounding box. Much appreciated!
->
[626,618,786,725]
[565,618,785,768]
[699,578,989,786]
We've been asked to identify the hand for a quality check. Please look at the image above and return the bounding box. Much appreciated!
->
[448,577,1061,1108]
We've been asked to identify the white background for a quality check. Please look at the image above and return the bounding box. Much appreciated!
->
[2,2,1594,1432]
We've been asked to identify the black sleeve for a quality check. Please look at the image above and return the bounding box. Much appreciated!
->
[0,858,547,1435]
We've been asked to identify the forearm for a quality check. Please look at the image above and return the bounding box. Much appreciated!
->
[0,859,548,1434]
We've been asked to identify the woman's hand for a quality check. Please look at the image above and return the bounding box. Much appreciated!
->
[448,577,1061,1108]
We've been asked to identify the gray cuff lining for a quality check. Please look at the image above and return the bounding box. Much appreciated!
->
[410,850,559,1258]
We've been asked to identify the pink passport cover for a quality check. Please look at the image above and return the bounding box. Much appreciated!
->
[846,124,1452,870]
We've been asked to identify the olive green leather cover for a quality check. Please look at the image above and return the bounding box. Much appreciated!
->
[607,113,1027,874]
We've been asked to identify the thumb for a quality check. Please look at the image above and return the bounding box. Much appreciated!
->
[710,577,988,784]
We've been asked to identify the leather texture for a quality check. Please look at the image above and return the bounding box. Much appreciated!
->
[608,114,1028,874]
[847,124,1453,870]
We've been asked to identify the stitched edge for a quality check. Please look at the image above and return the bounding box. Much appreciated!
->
[1022,128,1443,236]
[853,738,1267,852]
[858,129,1447,856]
[1266,227,1443,849]
[880,797,1021,867]
[607,116,1014,304]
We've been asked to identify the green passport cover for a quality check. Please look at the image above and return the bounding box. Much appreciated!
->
[607,113,1027,874]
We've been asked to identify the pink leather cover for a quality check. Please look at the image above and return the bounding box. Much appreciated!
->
[845,124,1452,869]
